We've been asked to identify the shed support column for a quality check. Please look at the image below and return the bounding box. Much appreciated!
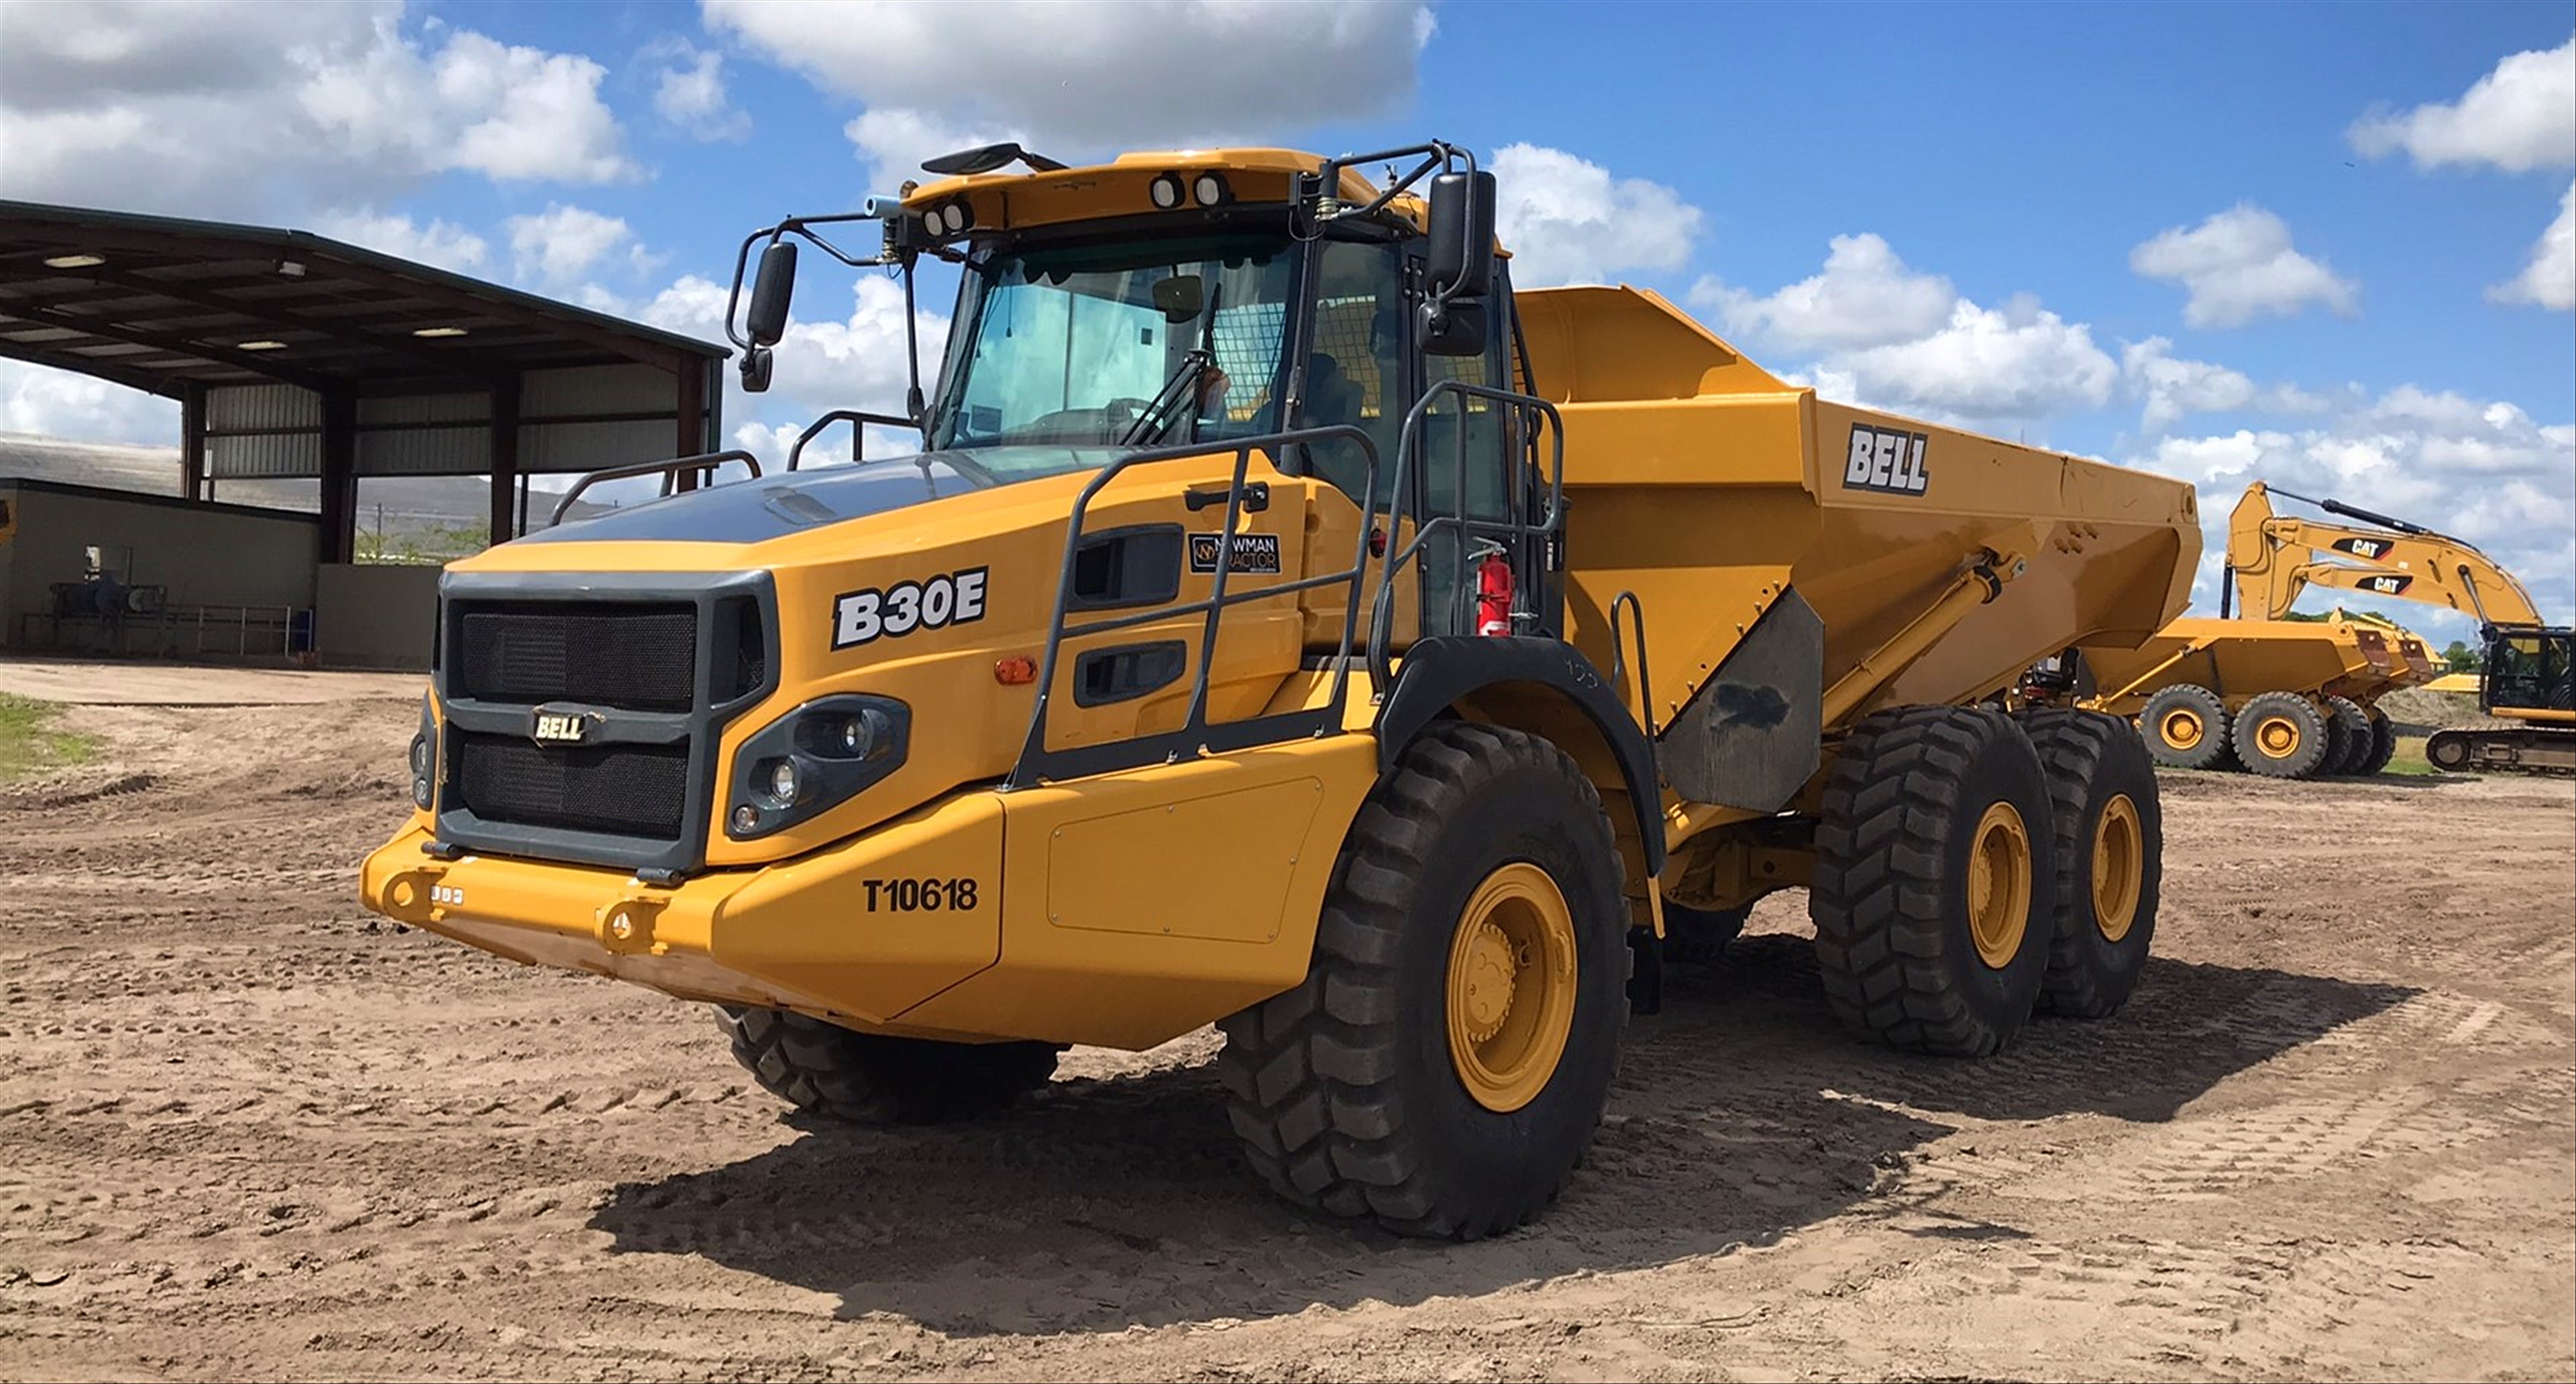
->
[489,374,521,545]
[319,393,358,566]
[674,356,706,492]
[180,385,207,501]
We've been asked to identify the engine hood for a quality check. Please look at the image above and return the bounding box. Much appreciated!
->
[518,446,1123,546]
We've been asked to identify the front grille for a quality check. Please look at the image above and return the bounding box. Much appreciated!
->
[454,602,698,711]
[433,575,775,873]
[453,732,690,839]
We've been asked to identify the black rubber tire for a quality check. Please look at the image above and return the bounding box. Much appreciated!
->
[717,1006,1059,1125]
[1215,722,1629,1240]
[2322,696,2371,776]
[2139,684,2234,771]
[1811,705,2057,1057]
[2233,691,2330,779]
[1660,900,1752,965]
[2021,708,2162,1018]
[2359,706,2399,776]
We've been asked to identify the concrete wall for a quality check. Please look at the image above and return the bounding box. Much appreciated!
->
[315,562,439,670]
[1,479,320,653]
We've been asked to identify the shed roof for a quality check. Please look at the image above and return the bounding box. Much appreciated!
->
[0,200,724,401]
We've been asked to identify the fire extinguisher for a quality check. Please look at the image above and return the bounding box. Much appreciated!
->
[1472,540,1515,637]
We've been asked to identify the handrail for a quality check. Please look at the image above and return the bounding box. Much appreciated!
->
[547,450,761,525]
[1006,424,1385,789]
[786,409,923,472]
[1365,378,1566,690]
[1608,590,1655,738]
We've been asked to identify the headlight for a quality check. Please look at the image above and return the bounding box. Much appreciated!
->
[727,694,911,839]
[411,693,437,810]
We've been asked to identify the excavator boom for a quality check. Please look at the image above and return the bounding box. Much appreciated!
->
[2226,481,2547,629]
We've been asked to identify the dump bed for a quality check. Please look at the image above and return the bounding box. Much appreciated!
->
[1517,286,2199,735]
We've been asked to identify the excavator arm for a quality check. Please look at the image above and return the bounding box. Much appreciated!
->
[2226,481,2548,629]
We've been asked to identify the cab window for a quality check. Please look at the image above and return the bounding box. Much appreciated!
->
[1297,238,1407,500]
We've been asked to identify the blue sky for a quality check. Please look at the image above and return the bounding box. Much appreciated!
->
[3,1,2570,637]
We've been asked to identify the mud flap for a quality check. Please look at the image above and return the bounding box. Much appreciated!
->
[1659,589,1823,811]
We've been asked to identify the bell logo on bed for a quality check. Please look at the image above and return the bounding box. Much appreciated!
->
[1844,424,1930,496]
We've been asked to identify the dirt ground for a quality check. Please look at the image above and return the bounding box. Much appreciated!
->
[3,669,2571,1383]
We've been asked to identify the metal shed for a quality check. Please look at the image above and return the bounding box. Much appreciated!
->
[0,200,729,563]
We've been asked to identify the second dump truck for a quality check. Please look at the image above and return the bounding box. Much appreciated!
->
[360,140,2198,1237]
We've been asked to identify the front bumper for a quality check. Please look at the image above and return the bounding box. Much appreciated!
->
[362,789,1006,1028]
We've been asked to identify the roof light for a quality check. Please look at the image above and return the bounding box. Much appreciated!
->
[43,253,105,270]
[412,326,469,338]
[1148,173,1185,210]
[1191,173,1230,207]
[237,340,288,352]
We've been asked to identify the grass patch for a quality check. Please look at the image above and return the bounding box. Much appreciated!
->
[0,693,97,782]
[2385,734,2438,776]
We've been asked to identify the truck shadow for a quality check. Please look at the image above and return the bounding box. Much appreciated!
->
[588,935,2414,1336]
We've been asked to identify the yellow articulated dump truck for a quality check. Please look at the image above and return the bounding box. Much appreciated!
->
[361,140,2198,1237]
[2074,612,2428,779]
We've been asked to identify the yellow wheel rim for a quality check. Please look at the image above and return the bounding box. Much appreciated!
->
[1444,862,1577,1114]
[2091,794,2143,943]
[1966,802,2033,969]
[2158,708,2204,751]
[2255,714,2301,757]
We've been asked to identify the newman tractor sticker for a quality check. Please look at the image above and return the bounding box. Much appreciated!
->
[1844,424,1930,496]
[1188,531,1283,574]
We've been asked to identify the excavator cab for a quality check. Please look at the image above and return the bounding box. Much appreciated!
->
[2485,627,2576,718]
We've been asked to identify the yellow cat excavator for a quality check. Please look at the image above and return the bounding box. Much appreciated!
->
[2227,481,2573,774]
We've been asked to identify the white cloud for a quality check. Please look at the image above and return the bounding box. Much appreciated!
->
[311,208,492,274]
[650,42,751,143]
[2121,337,2333,435]
[2489,181,2576,310]
[1834,295,2118,421]
[707,0,1431,168]
[506,205,635,284]
[303,28,640,184]
[0,364,180,447]
[2129,205,2359,329]
[0,1,638,217]
[1690,233,1955,352]
[2133,386,2576,629]
[2349,36,2576,174]
[1487,144,1703,288]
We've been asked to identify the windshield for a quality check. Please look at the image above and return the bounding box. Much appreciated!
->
[928,234,1297,456]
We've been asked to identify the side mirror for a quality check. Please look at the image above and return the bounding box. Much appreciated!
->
[746,239,798,348]
[739,345,774,393]
[1426,168,1496,298]
[1417,299,1488,358]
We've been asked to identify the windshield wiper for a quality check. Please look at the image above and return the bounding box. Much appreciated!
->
[1120,282,1226,447]
[1120,349,1212,447]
